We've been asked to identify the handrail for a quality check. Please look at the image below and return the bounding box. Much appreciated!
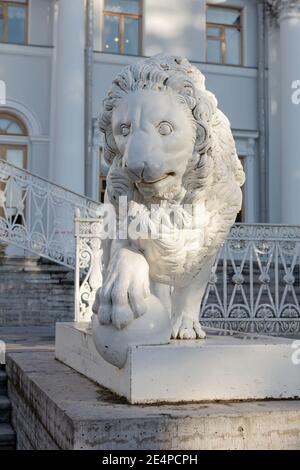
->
[0,159,102,268]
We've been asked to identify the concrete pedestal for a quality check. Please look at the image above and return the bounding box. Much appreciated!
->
[5,350,300,450]
[55,322,300,404]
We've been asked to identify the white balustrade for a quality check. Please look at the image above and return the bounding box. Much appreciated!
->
[0,159,102,268]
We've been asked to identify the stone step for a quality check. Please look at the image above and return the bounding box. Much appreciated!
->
[0,370,6,394]
[0,256,40,268]
[0,396,11,423]
[0,256,74,327]
[0,424,15,450]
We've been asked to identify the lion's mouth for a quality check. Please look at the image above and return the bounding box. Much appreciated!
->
[138,172,175,186]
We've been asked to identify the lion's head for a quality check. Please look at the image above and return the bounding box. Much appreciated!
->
[100,54,244,211]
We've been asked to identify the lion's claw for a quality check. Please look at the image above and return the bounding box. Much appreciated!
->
[172,318,206,340]
[98,303,112,325]
[112,305,134,330]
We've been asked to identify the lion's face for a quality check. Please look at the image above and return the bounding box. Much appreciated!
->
[111,89,196,200]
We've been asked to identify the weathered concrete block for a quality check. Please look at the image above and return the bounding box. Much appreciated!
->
[5,351,300,450]
[9,386,60,450]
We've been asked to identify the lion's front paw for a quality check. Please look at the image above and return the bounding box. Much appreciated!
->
[172,318,206,340]
[98,248,151,330]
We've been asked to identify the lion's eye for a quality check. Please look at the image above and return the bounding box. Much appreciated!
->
[120,124,130,137]
[158,122,173,136]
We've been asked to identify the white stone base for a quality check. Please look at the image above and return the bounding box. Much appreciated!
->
[55,322,300,404]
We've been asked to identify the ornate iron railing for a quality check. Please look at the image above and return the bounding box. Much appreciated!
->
[75,220,300,336]
[1,159,299,336]
[0,159,102,268]
[201,224,300,336]
[74,210,103,321]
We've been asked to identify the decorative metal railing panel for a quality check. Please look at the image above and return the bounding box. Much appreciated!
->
[201,224,300,336]
[75,220,300,336]
[0,159,102,268]
[74,212,104,321]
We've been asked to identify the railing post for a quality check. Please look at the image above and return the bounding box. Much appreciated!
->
[74,208,81,322]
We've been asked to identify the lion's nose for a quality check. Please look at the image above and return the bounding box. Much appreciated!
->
[125,162,145,182]
[126,167,144,181]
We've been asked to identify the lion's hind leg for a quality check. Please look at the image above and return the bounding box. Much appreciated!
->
[171,257,215,340]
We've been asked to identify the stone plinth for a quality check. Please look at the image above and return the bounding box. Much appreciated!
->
[55,322,300,404]
[5,350,300,450]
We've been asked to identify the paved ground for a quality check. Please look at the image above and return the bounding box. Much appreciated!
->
[0,326,55,354]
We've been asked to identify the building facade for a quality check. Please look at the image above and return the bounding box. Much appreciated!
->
[0,0,299,224]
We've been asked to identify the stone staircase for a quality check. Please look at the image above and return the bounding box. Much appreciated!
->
[0,365,15,449]
[0,257,74,327]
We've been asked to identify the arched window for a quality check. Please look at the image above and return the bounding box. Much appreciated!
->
[0,112,28,226]
[0,112,27,168]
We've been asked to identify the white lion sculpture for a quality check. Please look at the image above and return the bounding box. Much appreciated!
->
[93,54,245,340]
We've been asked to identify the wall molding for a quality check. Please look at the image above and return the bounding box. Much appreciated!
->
[0,43,53,58]
[93,52,258,79]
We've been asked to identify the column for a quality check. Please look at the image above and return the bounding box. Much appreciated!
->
[51,0,85,194]
[278,1,300,223]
